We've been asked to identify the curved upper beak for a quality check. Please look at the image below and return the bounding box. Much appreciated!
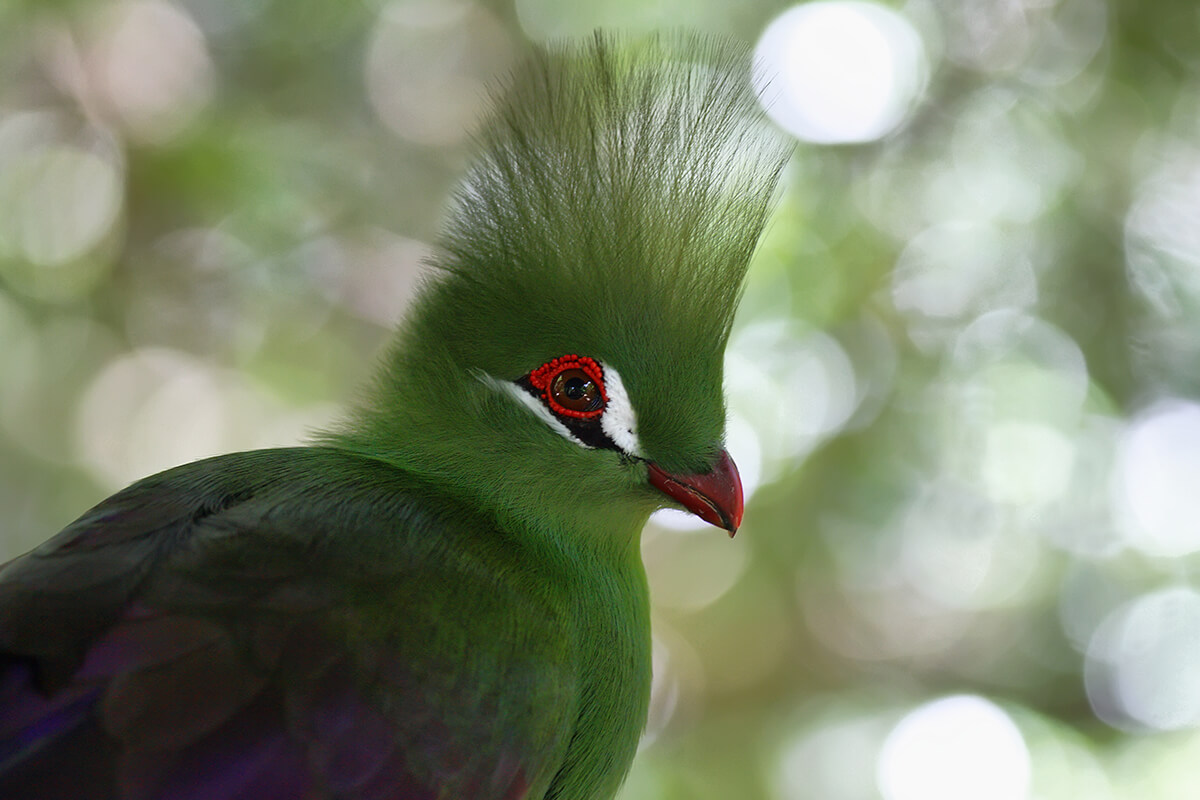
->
[646,449,744,535]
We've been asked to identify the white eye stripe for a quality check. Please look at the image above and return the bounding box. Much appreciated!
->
[474,370,591,448]
[598,361,643,457]
[475,361,644,458]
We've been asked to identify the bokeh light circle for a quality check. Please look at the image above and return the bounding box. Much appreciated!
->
[754,1,928,144]
[365,0,513,146]
[95,0,216,143]
[1113,400,1200,557]
[878,695,1031,800]
[1086,587,1200,731]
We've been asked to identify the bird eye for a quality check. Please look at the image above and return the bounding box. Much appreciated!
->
[551,369,603,414]
[528,355,607,419]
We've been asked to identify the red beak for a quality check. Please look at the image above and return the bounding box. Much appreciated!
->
[646,449,744,535]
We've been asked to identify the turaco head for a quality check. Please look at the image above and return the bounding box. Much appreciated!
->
[331,32,791,545]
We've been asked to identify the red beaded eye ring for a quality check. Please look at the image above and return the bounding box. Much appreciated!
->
[529,355,607,419]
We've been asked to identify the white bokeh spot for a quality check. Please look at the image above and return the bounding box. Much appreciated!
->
[878,695,1031,800]
[755,1,928,144]
[1114,400,1200,557]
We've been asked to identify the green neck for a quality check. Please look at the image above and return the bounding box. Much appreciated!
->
[548,547,652,800]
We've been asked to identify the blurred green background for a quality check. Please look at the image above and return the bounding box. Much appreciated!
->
[2,0,1200,797]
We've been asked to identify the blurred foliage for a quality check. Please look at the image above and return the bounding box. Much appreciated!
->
[3,0,1200,798]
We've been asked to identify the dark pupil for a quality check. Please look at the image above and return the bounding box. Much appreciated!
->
[564,377,588,399]
[551,368,601,412]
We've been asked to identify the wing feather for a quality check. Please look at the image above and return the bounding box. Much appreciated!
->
[0,448,576,800]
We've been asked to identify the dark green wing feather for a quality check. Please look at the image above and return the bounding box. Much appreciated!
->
[0,448,577,800]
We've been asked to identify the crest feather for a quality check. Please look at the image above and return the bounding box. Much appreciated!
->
[437,31,791,354]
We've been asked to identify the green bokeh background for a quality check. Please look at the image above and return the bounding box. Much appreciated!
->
[3,0,1200,798]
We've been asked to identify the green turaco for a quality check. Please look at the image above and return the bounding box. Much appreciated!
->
[0,31,790,800]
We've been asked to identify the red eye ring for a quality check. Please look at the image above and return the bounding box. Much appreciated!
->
[529,355,607,419]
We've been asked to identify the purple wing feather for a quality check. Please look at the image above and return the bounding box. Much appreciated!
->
[0,449,567,800]
[298,663,400,793]
[0,595,529,800]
